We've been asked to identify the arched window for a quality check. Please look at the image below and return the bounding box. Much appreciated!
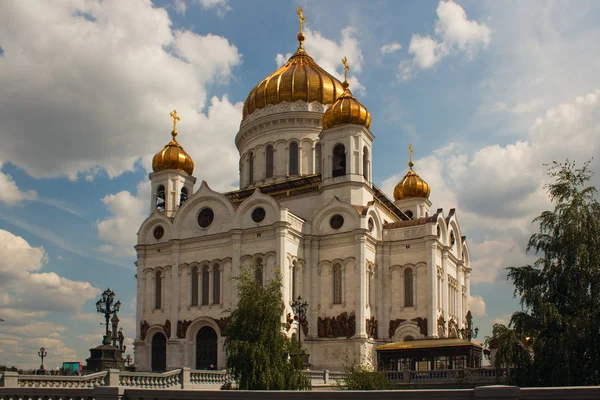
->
[363,147,369,180]
[315,143,322,174]
[332,144,346,177]
[156,185,165,212]
[266,145,274,178]
[333,264,342,304]
[289,142,299,175]
[202,266,209,305]
[404,268,414,307]
[191,266,199,306]
[255,258,263,287]
[292,261,297,300]
[213,264,220,305]
[248,152,254,184]
[180,187,188,206]
[155,270,162,310]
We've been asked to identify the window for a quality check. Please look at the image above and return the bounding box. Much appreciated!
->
[289,142,299,175]
[180,187,188,206]
[248,152,254,184]
[197,208,214,228]
[202,266,209,305]
[191,266,199,306]
[404,268,414,307]
[255,258,263,287]
[363,146,369,180]
[452,355,466,370]
[315,143,322,174]
[292,261,297,300]
[213,264,220,305]
[435,356,449,370]
[333,264,342,304]
[265,145,274,178]
[156,185,165,212]
[332,144,346,177]
[405,210,414,219]
[155,270,162,309]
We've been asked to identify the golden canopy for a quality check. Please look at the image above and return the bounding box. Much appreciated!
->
[242,33,345,121]
[152,110,194,176]
[394,146,430,200]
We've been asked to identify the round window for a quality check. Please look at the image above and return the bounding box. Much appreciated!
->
[251,207,266,223]
[330,214,344,230]
[368,218,374,232]
[153,225,164,240]
[405,210,413,219]
[197,207,215,228]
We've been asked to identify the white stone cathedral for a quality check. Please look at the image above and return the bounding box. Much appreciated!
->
[133,22,471,372]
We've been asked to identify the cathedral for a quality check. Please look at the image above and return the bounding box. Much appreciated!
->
[133,10,471,372]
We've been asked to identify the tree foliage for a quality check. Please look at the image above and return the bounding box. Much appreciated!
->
[224,263,310,390]
[338,355,390,390]
[505,160,600,386]
[484,323,532,385]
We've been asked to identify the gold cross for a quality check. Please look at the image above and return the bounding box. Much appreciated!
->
[342,56,349,83]
[408,144,413,163]
[169,109,180,138]
[296,6,306,34]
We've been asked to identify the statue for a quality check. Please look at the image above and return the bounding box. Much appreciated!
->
[317,311,356,338]
[140,320,150,340]
[117,328,125,351]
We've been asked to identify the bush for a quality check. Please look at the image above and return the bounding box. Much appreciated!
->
[338,355,390,390]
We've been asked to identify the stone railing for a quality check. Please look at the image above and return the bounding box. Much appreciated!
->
[189,370,230,386]
[118,369,181,389]
[1,370,107,388]
[383,368,505,385]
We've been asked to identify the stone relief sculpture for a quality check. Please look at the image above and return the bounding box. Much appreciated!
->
[317,311,356,338]
[140,320,150,340]
[163,319,171,339]
[176,319,192,338]
[388,319,406,339]
[437,315,446,338]
[299,314,309,336]
[366,317,377,339]
[411,317,428,336]
[448,317,458,338]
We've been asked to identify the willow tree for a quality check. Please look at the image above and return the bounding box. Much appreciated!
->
[506,160,600,386]
[224,263,310,390]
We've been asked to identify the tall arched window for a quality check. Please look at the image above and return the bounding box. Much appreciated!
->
[332,144,346,177]
[289,142,299,175]
[292,261,297,300]
[156,185,165,212]
[180,187,188,206]
[315,143,322,174]
[333,264,342,304]
[363,147,369,180]
[213,264,220,305]
[202,266,209,305]
[191,266,199,306]
[155,270,162,309]
[266,145,274,178]
[248,152,254,184]
[255,258,263,287]
[404,268,414,307]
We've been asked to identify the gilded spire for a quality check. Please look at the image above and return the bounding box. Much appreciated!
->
[341,56,350,89]
[296,6,306,51]
[408,144,414,168]
[169,109,180,139]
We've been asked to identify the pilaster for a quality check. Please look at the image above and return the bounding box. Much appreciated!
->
[354,233,367,338]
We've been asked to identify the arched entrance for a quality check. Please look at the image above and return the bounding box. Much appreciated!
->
[196,326,217,370]
[151,332,167,372]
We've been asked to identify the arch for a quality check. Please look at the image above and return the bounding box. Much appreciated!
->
[436,215,449,246]
[404,268,414,307]
[265,145,274,178]
[392,322,423,342]
[213,263,221,305]
[191,265,199,306]
[289,142,299,175]
[233,188,280,229]
[180,187,188,206]
[151,332,167,372]
[311,196,360,235]
[156,185,165,212]
[315,142,322,174]
[138,213,174,245]
[248,151,254,184]
[196,326,218,370]
[155,270,163,310]
[332,143,346,177]
[201,266,210,305]
[363,146,369,180]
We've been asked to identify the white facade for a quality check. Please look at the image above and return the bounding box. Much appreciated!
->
[133,81,471,373]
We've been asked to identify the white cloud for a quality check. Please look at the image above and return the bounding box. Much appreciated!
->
[195,0,231,16]
[380,42,402,55]
[276,26,365,94]
[470,295,486,317]
[0,0,242,184]
[398,0,491,80]
[0,162,37,205]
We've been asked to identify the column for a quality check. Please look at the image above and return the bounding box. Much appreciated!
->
[208,266,214,305]
[381,242,391,339]
[442,250,449,325]
[231,231,242,306]
[355,234,367,338]
[426,240,437,337]
[310,239,319,340]
[276,225,288,316]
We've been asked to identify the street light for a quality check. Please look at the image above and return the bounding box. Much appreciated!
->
[125,354,133,367]
[459,310,479,341]
[290,295,309,368]
[38,347,47,371]
[95,288,121,346]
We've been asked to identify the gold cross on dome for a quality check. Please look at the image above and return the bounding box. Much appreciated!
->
[296,6,306,34]
[409,144,413,165]
[169,109,180,137]
[342,56,349,82]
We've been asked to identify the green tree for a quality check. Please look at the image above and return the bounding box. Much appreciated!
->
[506,160,600,386]
[484,323,532,385]
[337,355,390,390]
[224,262,311,390]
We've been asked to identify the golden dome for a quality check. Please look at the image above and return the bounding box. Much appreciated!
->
[394,146,430,200]
[152,110,194,176]
[322,57,371,130]
[242,34,345,121]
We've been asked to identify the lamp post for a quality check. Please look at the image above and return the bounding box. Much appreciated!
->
[38,347,47,371]
[459,310,479,341]
[290,295,309,368]
[125,354,133,367]
[95,288,121,346]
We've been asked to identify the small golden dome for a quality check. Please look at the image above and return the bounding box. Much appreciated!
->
[152,110,194,176]
[322,57,371,130]
[242,22,345,121]
[394,145,430,200]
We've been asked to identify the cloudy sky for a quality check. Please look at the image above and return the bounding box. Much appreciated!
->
[1,0,599,369]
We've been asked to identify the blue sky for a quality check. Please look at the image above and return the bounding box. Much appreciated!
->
[1,0,599,369]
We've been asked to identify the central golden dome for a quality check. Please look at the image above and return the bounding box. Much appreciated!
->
[242,34,345,121]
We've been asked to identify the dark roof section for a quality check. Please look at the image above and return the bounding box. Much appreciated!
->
[383,208,442,230]
[223,174,322,204]
[371,183,410,221]
[445,208,456,224]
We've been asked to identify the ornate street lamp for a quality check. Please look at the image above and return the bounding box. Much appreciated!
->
[125,354,133,367]
[38,347,47,371]
[459,310,479,341]
[290,295,309,368]
[95,288,121,346]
